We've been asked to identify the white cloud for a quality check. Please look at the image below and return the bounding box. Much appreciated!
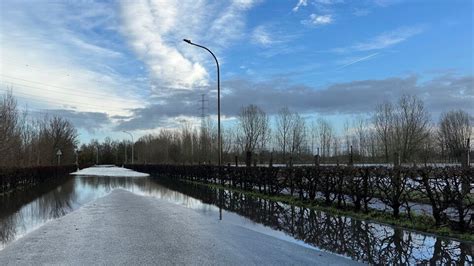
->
[292,0,308,12]
[373,0,403,7]
[119,0,258,91]
[0,1,144,118]
[353,8,370,17]
[303,14,333,26]
[293,0,344,11]
[251,25,274,46]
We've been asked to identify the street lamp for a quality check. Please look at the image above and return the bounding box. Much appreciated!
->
[183,39,221,167]
[123,131,134,164]
[96,146,99,165]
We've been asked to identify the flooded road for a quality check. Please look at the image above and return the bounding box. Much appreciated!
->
[0,175,472,264]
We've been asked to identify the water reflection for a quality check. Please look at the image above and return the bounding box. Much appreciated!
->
[0,176,218,250]
[149,179,474,265]
[0,176,472,264]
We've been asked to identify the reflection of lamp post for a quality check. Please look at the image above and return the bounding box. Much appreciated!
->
[183,39,221,167]
[123,131,134,164]
[467,138,470,167]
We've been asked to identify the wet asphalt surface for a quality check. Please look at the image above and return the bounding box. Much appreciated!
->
[0,189,359,265]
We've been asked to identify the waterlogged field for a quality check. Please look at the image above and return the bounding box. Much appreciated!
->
[0,174,472,264]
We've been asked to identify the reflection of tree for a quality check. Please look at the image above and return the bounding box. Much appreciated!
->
[376,228,415,264]
[2,175,471,265]
[0,215,16,246]
[0,174,74,246]
[155,179,472,265]
[417,239,473,265]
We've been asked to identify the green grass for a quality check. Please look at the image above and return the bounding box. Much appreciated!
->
[182,179,474,242]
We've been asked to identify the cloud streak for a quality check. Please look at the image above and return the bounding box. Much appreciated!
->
[353,26,424,51]
[330,25,424,54]
[337,53,380,69]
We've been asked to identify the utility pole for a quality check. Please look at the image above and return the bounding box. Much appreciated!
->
[199,93,209,131]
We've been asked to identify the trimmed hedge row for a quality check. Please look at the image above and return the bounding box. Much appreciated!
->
[127,164,473,231]
[0,165,77,194]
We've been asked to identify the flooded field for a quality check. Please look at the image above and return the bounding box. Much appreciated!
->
[0,175,472,264]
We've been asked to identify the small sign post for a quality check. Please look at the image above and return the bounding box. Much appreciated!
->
[56,149,62,166]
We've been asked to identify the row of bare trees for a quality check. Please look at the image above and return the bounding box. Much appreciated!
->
[0,92,78,167]
[87,94,469,166]
[4,89,468,167]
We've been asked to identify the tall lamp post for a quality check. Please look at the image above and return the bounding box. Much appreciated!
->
[95,146,99,165]
[183,39,221,167]
[123,131,134,164]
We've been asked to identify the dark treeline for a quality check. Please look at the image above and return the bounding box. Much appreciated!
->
[78,94,472,166]
[157,178,472,265]
[128,164,473,232]
[0,92,78,167]
[0,165,76,194]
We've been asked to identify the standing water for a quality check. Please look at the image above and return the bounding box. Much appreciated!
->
[0,174,472,264]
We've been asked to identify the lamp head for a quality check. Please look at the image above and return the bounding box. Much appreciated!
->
[183,39,192,44]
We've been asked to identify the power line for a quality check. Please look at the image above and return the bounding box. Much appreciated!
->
[0,88,127,112]
[0,88,124,112]
[1,60,145,85]
[0,74,125,99]
[1,79,137,104]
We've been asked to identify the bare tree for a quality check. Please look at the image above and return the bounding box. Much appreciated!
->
[374,95,430,164]
[395,95,431,163]
[438,110,472,166]
[236,104,269,154]
[354,116,369,158]
[0,91,21,166]
[289,112,306,158]
[40,116,79,165]
[180,122,194,164]
[316,118,334,161]
[222,125,237,160]
[275,107,294,161]
[374,101,395,163]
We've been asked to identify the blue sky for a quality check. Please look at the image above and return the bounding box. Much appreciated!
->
[0,0,472,143]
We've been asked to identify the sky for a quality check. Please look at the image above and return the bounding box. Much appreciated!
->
[0,0,472,143]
